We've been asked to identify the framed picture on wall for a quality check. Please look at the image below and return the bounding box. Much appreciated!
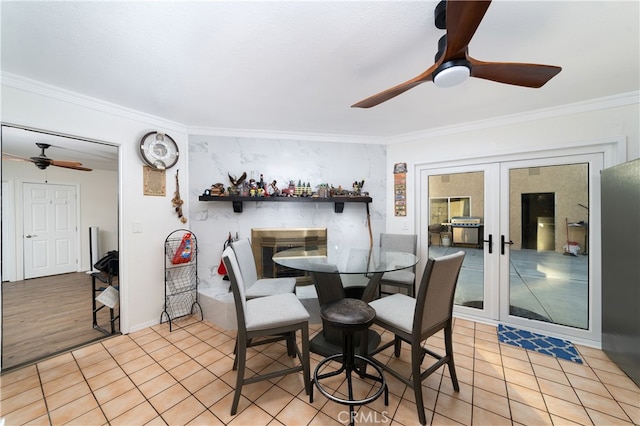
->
[143,165,166,196]
[394,162,407,216]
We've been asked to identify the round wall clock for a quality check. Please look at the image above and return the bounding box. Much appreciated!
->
[139,131,179,170]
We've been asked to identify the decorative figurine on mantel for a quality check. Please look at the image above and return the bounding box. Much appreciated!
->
[209,183,225,196]
[228,172,247,195]
[281,180,296,197]
[269,180,279,196]
[353,179,365,196]
[316,183,329,198]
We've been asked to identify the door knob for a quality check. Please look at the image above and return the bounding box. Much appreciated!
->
[483,234,493,254]
[501,235,514,255]
[25,234,38,238]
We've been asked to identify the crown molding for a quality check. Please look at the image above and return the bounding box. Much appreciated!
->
[185,125,387,144]
[2,72,385,144]
[3,72,637,145]
[391,91,640,144]
[1,72,188,134]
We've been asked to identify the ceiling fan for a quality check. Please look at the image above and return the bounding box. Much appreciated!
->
[351,0,562,108]
[2,143,92,171]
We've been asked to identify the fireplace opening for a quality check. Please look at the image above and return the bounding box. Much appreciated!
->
[251,228,327,285]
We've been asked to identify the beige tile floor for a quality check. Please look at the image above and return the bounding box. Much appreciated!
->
[1,316,638,425]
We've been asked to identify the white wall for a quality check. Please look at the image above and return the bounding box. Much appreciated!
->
[2,160,118,278]
[1,76,190,334]
[188,135,387,286]
[386,95,639,235]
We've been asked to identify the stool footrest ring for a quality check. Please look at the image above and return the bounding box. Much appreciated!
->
[311,353,388,407]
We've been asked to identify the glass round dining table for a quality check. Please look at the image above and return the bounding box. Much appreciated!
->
[273,245,418,356]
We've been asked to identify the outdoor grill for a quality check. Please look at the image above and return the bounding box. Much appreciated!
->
[450,216,484,248]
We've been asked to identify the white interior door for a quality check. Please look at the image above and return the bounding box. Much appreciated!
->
[23,182,78,279]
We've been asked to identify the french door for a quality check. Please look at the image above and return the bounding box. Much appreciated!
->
[420,152,602,344]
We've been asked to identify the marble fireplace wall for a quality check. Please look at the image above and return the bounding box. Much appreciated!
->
[188,135,387,287]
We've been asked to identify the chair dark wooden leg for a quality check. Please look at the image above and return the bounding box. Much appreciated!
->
[286,332,296,357]
[232,339,239,371]
[412,345,427,425]
[302,324,311,395]
[394,336,402,357]
[445,324,459,391]
[231,336,246,415]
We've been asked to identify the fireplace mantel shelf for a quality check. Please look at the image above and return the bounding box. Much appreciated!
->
[198,195,372,213]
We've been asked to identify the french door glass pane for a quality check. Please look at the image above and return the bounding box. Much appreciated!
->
[428,172,485,309]
[508,163,589,329]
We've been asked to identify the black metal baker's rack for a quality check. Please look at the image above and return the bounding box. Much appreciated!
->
[91,253,119,336]
[160,229,203,331]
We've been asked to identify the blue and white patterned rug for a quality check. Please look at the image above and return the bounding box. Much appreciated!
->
[497,324,583,364]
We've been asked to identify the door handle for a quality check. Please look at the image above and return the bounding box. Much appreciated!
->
[501,235,514,255]
[25,234,38,238]
[483,234,493,254]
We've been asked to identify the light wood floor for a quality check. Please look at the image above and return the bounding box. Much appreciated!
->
[2,272,120,371]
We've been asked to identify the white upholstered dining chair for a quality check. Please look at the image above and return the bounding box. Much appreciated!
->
[231,238,296,298]
[368,250,465,425]
[222,246,311,415]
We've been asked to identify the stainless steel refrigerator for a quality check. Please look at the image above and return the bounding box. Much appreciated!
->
[601,158,640,386]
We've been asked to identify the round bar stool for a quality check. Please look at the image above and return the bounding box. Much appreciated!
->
[310,298,388,425]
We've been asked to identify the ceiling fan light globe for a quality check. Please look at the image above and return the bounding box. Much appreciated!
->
[433,64,470,88]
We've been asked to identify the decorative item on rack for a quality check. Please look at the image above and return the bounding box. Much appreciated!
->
[394,162,407,217]
[95,285,119,310]
[172,169,187,223]
[171,232,193,264]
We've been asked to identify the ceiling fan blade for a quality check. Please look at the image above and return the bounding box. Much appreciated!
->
[4,144,92,171]
[468,57,562,88]
[50,159,92,171]
[2,152,32,162]
[443,0,491,60]
[351,64,438,108]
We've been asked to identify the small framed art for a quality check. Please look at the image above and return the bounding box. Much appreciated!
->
[394,162,407,217]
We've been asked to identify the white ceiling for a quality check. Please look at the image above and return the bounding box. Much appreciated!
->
[1,1,639,150]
